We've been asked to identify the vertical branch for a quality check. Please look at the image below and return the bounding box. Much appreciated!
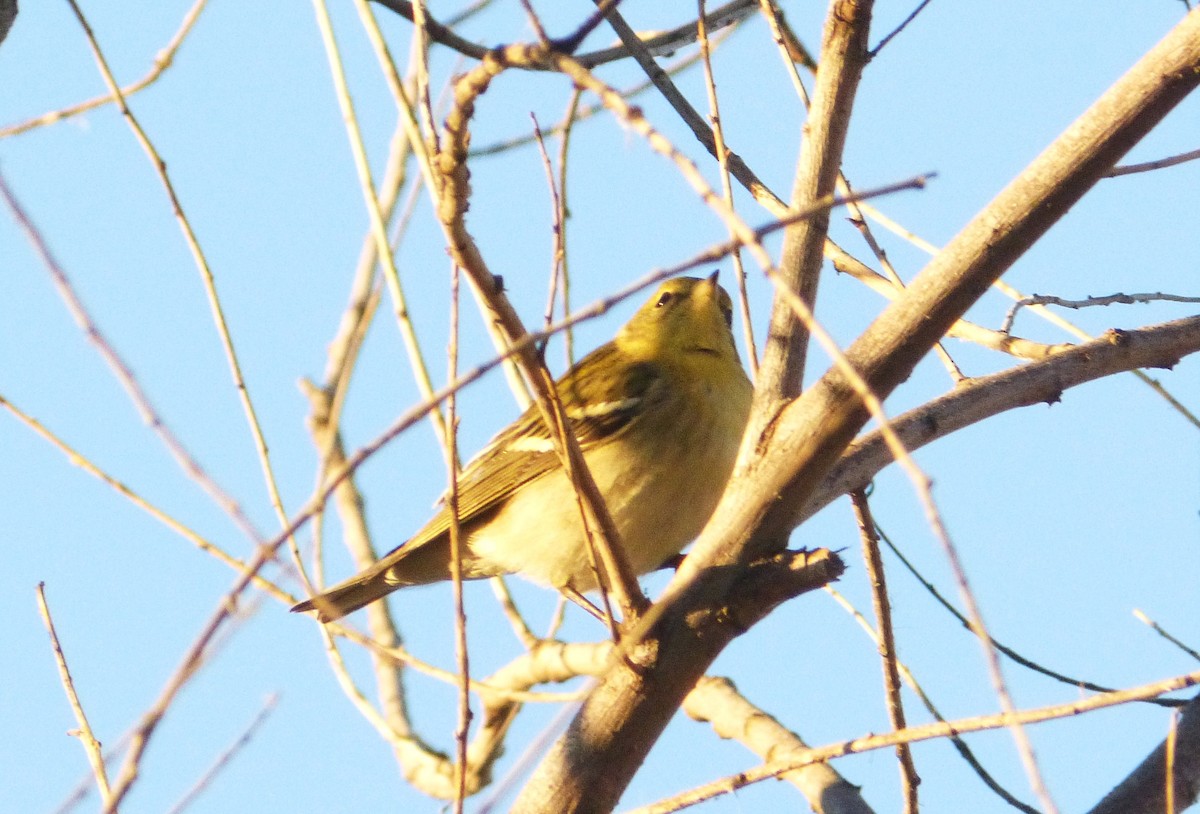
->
[851,490,919,812]
[531,113,567,356]
[555,90,583,368]
[302,383,417,746]
[697,0,758,378]
[36,584,115,812]
[314,0,452,449]
[530,113,622,637]
[445,264,472,812]
[434,46,646,620]
[749,0,874,440]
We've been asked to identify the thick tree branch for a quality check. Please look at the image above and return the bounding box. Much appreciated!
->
[800,315,1200,524]
[511,552,843,812]
[0,0,15,48]
[752,0,874,431]
[514,10,1200,812]
[1088,693,1200,814]
[648,670,1200,811]
[680,676,874,814]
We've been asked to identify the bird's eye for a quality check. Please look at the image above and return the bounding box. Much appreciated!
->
[655,292,674,308]
[721,303,733,328]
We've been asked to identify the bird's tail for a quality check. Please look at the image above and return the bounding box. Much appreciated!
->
[291,533,483,621]
[291,564,400,623]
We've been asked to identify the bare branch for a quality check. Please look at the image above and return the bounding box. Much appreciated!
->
[1108,146,1200,177]
[852,491,919,811]
[368,0,758,68]
[0,172,264,543]
[165,695,279,814]
[1003,291,1200,334]
[680,676,874,814]
[0,0,207,138]
[801,315,1200,526]
[751,0,873,425]
[1134,610,1200,663]
[515,10,1200,806]
[874,526,1183,710]
[649,670,1200,811]
[1088,693,1200,814]
[37,585,116,812]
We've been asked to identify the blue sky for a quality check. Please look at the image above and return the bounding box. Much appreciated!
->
[3,2,1199,812]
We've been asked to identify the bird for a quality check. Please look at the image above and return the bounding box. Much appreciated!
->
[292,273,753,622]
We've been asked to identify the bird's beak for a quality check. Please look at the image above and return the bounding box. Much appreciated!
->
[706,269,720,286]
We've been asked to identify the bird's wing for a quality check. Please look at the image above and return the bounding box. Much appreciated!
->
[292,347,665,618]
[405,344,665,548]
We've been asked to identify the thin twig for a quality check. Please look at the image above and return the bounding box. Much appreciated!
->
[368,0,757,68]
[859,204,1200,430]
[1002,291,1200,334]
[469,34,729,159]
[0,393,289,602]
[322,0,451,450]
[876,523,1183,707]
[756,0,815,100]
[829,244,1071,361]
[628,668,1200,814]
[1107,146,1200,177]
[62,0,292,552]
[826,588,1039,812]
[0,0,209,139]
[554,90,583,367]
[36,584,115,812]
[446,264,472,812]
[531,113,567,343]
[851,490,919,812]
[517,0,551,46]
[843,182,965,382]
[491,578,541,650]
[527,111,623,636]
[551,0,624,54]
[164,695,279,814]
[1134,610,1200,663]
[869,0,935,57]
[0,172,263,544]
[697,0,758,377]
[410,0,438,157]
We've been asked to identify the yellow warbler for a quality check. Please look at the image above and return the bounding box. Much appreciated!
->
[293,273,752,622]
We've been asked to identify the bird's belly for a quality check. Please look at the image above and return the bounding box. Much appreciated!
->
[467,421,740,591]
